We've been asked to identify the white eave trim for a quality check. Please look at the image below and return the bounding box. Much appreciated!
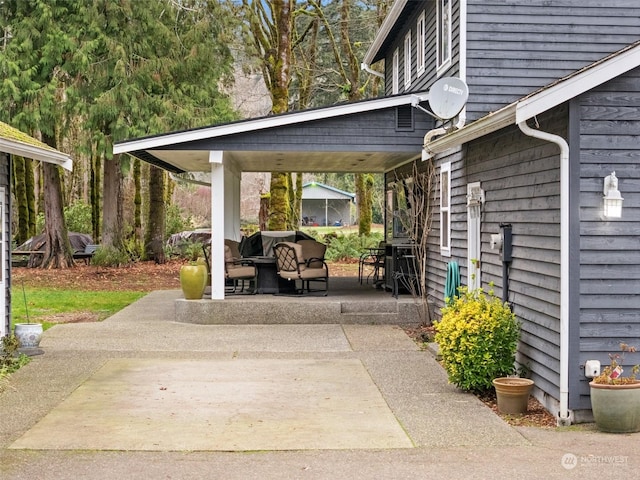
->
[114,91,428,154]
[362,0,408,66]
[0,139,73,171]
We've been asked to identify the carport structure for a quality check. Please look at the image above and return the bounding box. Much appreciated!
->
[114,92,434,299]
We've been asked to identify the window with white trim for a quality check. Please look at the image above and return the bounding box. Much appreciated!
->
[392,48,399,94]
[440,162,451,256]
[437,0,452,72]
[416,12,425,76]
[404,31,411,89]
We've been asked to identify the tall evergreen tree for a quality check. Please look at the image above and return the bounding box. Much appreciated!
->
[1,0,236,264]
[0,0,79,267]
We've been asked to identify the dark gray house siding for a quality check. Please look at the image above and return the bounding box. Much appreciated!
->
[175,107,433,160]
[465,0,640,122]
[427,108,567,403]
[575,67,640,410]
[381,1,460,97]
[375,1,640,125]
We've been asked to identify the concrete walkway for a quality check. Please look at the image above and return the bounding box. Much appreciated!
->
[0,290,638,479]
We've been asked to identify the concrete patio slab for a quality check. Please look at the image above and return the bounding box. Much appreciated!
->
[10,358,413,451]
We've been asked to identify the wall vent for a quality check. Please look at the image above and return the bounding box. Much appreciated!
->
[396,105,414,131]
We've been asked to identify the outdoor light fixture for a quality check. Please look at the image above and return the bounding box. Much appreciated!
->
[603,171,623,219]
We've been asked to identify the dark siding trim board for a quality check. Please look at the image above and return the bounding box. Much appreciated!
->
[465,0,640,122]
[577,67,640,412]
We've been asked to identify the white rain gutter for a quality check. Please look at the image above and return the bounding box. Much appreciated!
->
[518,119,571,426]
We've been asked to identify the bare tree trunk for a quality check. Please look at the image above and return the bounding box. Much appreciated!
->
[268,172,289,230]
[145,165,166,263]
[259,194,269,231]
[25,157,36,238]
[40,162,74,269]
[102,155,124,250]
[13,156,29,245]
[91,151,101,242]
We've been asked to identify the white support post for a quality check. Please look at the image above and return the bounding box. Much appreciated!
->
[210,151,225,299]
[224,163,242,241]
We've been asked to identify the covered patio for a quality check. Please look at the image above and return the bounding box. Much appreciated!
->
[114,91,433,304]
[175,276,423,325]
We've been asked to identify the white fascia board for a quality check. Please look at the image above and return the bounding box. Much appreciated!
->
[362,0,408,65]
[426,104,517,154]
[114,91,428,154]
[516,43,640,124]
[0,139,73,171]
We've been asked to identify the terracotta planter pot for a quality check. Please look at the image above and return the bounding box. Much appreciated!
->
[492,377,534,414]
[180,264,207,300]
[589,381,640,433]
[14,323,43,348]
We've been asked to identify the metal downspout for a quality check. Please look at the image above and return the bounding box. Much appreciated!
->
[422,113,466,160]
[360,62,385,79]
[517,120,572,426]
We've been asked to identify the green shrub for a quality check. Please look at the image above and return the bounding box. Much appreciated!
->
[1,334,30,392]
[36,201,93,235]
[166,204,191,237]
[91,246,131,267]
[325,232,383,261]
[434,287,520,392]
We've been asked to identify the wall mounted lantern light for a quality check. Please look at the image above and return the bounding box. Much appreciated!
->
[603,171,623,219]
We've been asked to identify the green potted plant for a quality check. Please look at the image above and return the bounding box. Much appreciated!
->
[589,343,640,433]
[435,286,531,413]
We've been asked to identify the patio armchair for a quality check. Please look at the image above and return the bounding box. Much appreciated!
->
[224,244,257,294]
[273,242,328,296]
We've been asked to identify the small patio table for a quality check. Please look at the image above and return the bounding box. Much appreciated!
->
[250,256,295,294]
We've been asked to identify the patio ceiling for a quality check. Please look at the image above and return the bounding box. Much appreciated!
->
[146,149,417,174]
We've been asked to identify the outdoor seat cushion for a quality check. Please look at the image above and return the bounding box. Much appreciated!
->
[225,245,242,271]
[299,266,328,280]
[297,239,326,268]
[226,265,256,279]
[278,241,306,271]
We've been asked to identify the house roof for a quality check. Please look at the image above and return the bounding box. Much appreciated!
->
[362,0,410,65]
[426,40,640,155]
[114,91,430,174]
[0,121,73,170]
[302,182,355,200]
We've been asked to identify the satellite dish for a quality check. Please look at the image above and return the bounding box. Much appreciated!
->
[428,77,469,120]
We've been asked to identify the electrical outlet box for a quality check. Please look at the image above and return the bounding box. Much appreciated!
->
[585,360,601,378]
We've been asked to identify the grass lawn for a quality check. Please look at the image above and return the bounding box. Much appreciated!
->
[11,288,146,330]
[300,224,383,236]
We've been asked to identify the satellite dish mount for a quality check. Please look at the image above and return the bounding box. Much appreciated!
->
[411,77,469,122]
